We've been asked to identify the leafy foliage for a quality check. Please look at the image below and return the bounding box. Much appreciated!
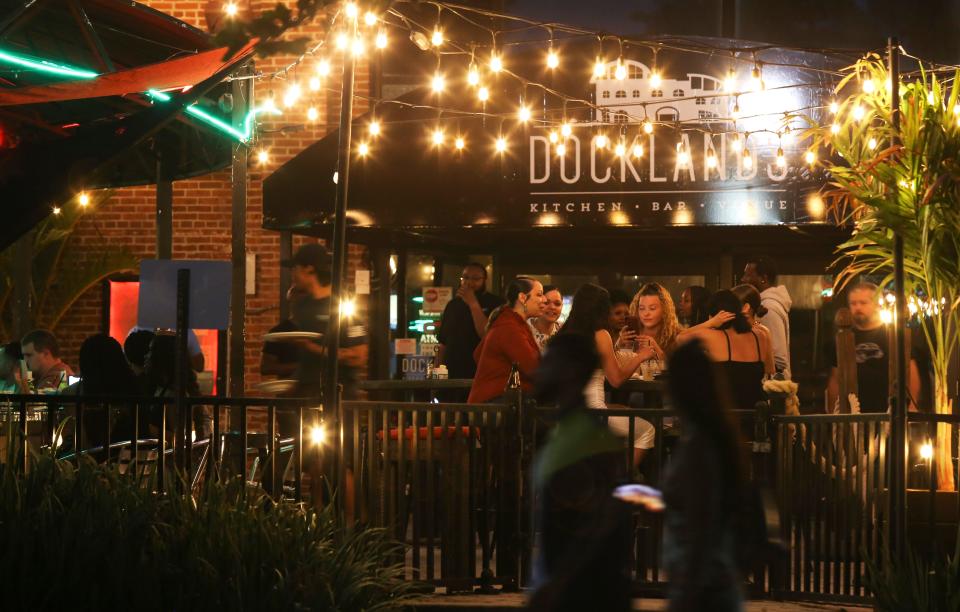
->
[0,191,138,340]
[0,434,416,610]
[865,529,960,611]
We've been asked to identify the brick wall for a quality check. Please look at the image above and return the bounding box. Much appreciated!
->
[54,0,371,396]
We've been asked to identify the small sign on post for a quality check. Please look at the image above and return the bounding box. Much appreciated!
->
[421,287,452,313]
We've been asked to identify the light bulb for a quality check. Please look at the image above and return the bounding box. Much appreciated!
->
[805,150,816,165]
[257,149,269,165]
[432,129,444,146]
[548,130,559,144]
[307,106,318,121]
[518,106,531,122]
[335,32,348,50]
[478,86,489,102]
[829,100,839,114]
[455,136,465,150]
[317,59,331,77]
[560,122,572,138]
[868,137,877,150]
[731,103,741,120]
[723,68,736,92]
[467,65,480,86]
[344,2,358,19]
[546,49,559,69]
[953,103,960,116]
[309,424,326,446]
[52,205,61,215]
[375,31,387,49]
[224,2,238,17]
[649,71,662,88]
[862,78,875,94]
[351,37,365,56]
[283,83,301,108]
[489,54,502,73]
[593,57,605,79]
[495,136,507,152]
[364,11,377,26]
[431,28,443,47]
[731,135,742,152]
[781,126,793,143]
[78,192,90,206]
[706,153,718,169]
[853,105,865,121]
[920,442,934,461]
[308,77,320,91]
[677,149,690,165]
[742,149,753,169]
[556,142,567,156]
[614,142,626,156]
[614,60,627,81]
[632,143,644,158]
[431,72,445,93]
[831,122,841,135]
[776,147,786,168]
[357,142,369,157]
[642,120,653,135]
[749,65,763,91]
[595,134,608,149]
[369,120,381,136]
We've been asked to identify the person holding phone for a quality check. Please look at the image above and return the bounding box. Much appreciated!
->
[437,263,504,392]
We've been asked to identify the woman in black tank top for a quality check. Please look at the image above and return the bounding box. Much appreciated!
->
[708,291,767,411]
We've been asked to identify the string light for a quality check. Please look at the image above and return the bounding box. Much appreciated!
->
[375,31,388,49]
[561,122,572,138]
[776,147,786,168]
[224,2,238,17]
[431,72,445,93]
[868,136,878,150]
[614,141,626,157]
[489,53,503,73]
[642,120,653,135]
[316,59,331,77]
[257,149,269,165]
[556,142,567,156]
[309,77,320,91]
[495,136,507,153]
[706,151,718,168]
[364,11,377,26]
[478,86,490,102]
[829,100,839,114]
[852,105,866,121]
[455,136,465,150]
[677,145,690,165]
[78,192,90,206]
[351,37,365,56]
[595,133,608,149]
[749,64,764,91]
[307,107,319,121]
[357,141,370,157]
[742,148,753,169]
[431,28,444,47]
[731,134,742,152]
[52,206,61,215]
[649,70,662,88]
[432,128,444,146]
[369,120,381,136]
[831,122,841,134]
[517,105,532,122]
[731,102,741,120]
[335,32,348,50]
[546,48,560,70]
[283,82,301,108]
[723,68,736,92]
[862,78,875,94]
[614,58,627,81]
[805,150,816,165]
[927,91,935,105]
[344,2,358,19]
[632,143,644,158]
[781,125,793,143]
[592,57,605,79]
[467,63,480,86]
[548,130,559,144]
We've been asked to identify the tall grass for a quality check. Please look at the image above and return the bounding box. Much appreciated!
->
[0,433,415,610]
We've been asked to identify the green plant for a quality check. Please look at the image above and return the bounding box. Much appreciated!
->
[0,433,416,610]
[865,529,960,611]
[807,55,960,490]
[0,190,138,339]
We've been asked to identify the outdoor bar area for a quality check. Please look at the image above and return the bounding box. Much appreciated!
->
[2,0,960,609]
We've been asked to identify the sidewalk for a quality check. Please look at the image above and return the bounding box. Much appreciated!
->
[410,592,872,611]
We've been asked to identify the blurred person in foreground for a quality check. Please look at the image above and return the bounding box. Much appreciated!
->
[0,342,27,394]
[528,333,631,612]
[663,339,746,611]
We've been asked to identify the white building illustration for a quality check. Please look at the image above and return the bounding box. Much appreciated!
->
[591,59,730,124]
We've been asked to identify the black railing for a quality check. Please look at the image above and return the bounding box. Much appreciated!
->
[0,394,317,499]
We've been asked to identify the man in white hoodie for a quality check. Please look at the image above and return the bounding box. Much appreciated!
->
[742,256,792,377]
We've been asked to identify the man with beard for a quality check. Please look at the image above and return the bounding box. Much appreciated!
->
[827,282,922,412]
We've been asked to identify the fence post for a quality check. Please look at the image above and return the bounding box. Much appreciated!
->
[835,308,857,414]
[497,384,523,591]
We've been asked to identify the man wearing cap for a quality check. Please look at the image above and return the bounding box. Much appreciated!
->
[283,243,368,398]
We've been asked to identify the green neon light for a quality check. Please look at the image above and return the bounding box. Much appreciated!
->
[146,89,280,143]
[0,48,98,79]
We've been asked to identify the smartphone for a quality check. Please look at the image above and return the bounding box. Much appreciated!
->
[626,315,642,334]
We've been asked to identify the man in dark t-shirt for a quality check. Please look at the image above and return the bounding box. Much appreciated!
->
[437,263,503,381]
[827,282,921,412]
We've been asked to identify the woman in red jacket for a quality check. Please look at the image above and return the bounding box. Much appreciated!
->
[468,277,545,403]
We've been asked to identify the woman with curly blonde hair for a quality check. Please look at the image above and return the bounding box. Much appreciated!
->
[629,282,682,354]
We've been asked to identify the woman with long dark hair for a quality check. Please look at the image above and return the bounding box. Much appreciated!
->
[468,277,545,403]
[678,285,710,328]
[68,334,141,449]
[663,339,747,611]
[559,283,662,464]
[686,290,772,411]
[731,284,776,377]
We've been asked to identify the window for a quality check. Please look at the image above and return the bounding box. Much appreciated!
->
[632,90,641,98]
[656,107,678,121]
[698,110,719,119]
[601,90,611,99]
[614,111,629,124]
[615,90,626,98]
[691,76,702,89]
[673,89,685,97]
[703,79,716,91]
[601,110,610,122]
[628,64,644,79]
[711,97,720,104]
[651,89,663,98]
[696,97,706,105]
